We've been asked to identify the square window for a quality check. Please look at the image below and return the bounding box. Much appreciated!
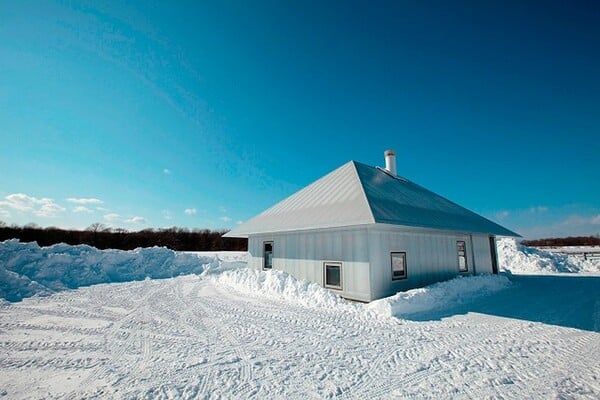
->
[324,262,342,289]
[391,252,407,280]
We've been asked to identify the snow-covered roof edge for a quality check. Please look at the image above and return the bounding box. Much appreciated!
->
[224,160,520,238]
[223,161,375,238]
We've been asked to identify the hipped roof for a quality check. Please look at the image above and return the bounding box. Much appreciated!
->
[224,161,519,238]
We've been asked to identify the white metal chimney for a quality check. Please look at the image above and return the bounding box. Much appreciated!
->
[384,149,396,176]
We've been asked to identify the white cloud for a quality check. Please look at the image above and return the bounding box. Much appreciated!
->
[0,209,10,218]
[528,206,548,214]
[163,169,171,175]
[37,202,66,217]
[561,214,600,227]
[184,208,197,215]
[73,206,94,213]
[162,210,172,220]
[66,198,104,205]
[220,216,232,222]
[495,211,509,220]
[103,213,121,222]
[124,216,147,224]
[0,193,65,217]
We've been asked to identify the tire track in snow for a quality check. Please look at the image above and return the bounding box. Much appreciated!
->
[170,276,215,397]
[2,273,598,399]
[204,283,385,398]
[193,286,257,398]
[74,280,174,393]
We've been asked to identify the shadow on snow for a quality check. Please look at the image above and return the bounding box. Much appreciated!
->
[399,274,600,332]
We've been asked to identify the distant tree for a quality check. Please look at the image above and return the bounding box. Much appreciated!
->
[87,222,108,232]
[0,222,247,251]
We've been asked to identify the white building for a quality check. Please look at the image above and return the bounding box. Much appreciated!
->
[224,150,519,302]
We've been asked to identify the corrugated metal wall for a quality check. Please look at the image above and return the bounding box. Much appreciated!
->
[367,226,493,300]
[248,227,372,302]
[471,235,494,274]
[248,226,495,302]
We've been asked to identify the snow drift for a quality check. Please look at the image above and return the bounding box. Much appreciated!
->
[498,238,600,274]
[0,239,235,301]
[212,268,349,309]
[368,274,512,318]
[1,237,598,305]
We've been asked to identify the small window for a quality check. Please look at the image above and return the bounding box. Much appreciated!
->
[263,241,273,270]
[457,241,468,272]
[324,262,342,290]
[391,252,407,280]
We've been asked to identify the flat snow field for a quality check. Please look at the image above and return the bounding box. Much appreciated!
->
[0,240,599,399]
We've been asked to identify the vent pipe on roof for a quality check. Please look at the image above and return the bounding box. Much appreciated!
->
[384,149,396,176]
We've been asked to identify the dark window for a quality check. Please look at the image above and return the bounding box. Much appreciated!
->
[324,262,342,289]
[457,241,468,272]
[263,241,273,270]
[391,252,407,280]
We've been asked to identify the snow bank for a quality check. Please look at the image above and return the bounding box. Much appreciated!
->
[498,238,600,274]
[0,239,233,301]
[211,268,350,309]
[368,274,512,318]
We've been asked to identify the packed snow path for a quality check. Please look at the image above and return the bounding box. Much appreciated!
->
[1,275,598,399]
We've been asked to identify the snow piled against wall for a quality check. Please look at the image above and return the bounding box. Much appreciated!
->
[0,239,226,301]
[368,275,512,318]
[498,238,600,274]
[1,237,598,308]
[211,268,350,309]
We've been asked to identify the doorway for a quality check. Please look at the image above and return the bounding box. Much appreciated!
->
[489,236,499,274]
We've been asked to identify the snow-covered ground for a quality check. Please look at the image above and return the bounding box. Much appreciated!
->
[497,238,600,274]
[0,239,599,399]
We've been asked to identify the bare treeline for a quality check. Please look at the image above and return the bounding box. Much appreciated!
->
[0,222,247,251]
[522,236,600,247]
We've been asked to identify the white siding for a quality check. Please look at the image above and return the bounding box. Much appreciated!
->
[368,225,475,300]
[248,226,497,302]
[471,234,494,274]
[248,227,371,302]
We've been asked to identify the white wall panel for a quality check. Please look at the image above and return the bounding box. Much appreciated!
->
[368,226,477,299]
[249,225,495,302]
[472,234,494,274]
[248,227,371,302]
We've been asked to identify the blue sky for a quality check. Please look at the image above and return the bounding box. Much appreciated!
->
[1,0,598,239]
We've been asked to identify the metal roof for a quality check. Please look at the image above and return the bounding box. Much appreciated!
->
[224,160,519,238]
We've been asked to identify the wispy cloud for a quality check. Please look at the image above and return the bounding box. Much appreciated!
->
[560,214,600,227]
[184,208,197,215]
[66,198,104,205]
[0,193,65,217]
[495,210,510,220]
[124,216,147,224]
[528,206,548,214]
[163,168,171,175]
[73,206,94,213]
[162,210,172,220]
[103,213,121,222]
[220,216,232,222]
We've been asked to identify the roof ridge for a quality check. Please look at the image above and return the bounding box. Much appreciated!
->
[349,161,376,224]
